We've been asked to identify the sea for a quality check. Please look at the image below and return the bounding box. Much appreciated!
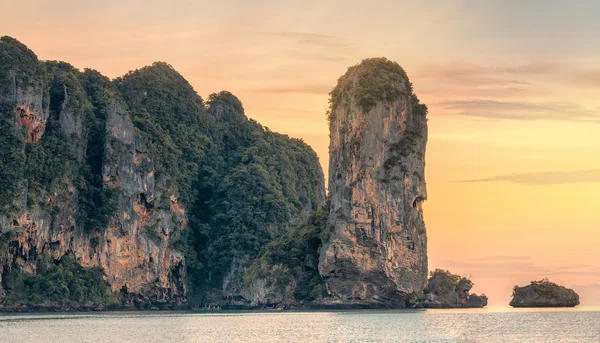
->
[1,307,599,342]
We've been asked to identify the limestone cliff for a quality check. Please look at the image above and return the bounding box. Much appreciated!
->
[0,37,185,309]
[96,102,186,305]
[0,38,327,310]
[319,58,428,307]
[510,279,579,308]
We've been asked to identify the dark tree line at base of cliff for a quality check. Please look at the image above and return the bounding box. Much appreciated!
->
[244,208,328,303]
[0,252,113,307]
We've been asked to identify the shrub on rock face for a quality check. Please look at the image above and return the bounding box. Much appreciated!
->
[427,269,467,295]
[242,208,327,306]
[328,57,415,117]
[2,255,113,306]
[418,269,487,308]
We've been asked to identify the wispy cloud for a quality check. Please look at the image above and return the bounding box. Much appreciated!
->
[438,99,600,122]
[260,31,357,62]
[416,60,600,123]
[417,61,532,86]
[457,169,600,185]
[418,60,600,88]
[261,31,353,50]
[440,257,600,279]
[439,257,552,277]
[252,84,332,95]
[476,256,532,262]
[568,69,600,88]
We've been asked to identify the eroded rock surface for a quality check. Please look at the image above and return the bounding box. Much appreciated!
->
[319,58,429,307]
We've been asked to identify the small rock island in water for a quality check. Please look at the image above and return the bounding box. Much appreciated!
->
[510,278,579,308]
[417,269,488,308]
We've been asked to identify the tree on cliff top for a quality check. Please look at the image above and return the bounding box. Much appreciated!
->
[327,57,427,125]
[114,62,212,208]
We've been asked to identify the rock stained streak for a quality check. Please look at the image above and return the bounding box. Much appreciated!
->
[319,58,429,307]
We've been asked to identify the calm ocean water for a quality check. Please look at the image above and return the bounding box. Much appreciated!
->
[1,308,600,343]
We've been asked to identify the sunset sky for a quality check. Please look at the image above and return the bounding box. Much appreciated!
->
[2,0,599,306]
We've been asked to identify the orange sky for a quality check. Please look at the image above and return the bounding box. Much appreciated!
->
[2,0,600,305]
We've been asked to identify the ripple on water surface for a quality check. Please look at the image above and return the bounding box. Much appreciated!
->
[1,308,600,343]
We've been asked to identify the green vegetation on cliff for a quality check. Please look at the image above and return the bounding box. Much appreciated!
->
[252,207,326,269]
[184,92,325,302]
[245,208,328,302]
[0,101,24,214]
[419,269,487,308]
[104,63,325,303]
[114,62,211,208]
[426,269,471,295]
[77,68,120,232]
[328,57,427,124]
[512,278,573,298]
[0,37,118,229]
[1,256,113,306]
[0,36,41,214]
[0,36,43,90]
[0,37,325,307]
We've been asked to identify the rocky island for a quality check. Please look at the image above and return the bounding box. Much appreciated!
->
[319,57,429,308]
[510,279,579,308]
[0,36,487,310]
[417,269,487,308]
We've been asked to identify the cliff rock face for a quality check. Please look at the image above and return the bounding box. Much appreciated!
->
[319,58,428,307]
[0,37,185,308]
[510,279,579,308]
[0,39,48,144]
[419,269,487,308]
[94,102,186,303]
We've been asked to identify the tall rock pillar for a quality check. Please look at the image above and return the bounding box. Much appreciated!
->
[319,58,429,307]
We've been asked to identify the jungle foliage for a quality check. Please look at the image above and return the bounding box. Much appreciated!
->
[0,37,326,306]
[1,255,113,306]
